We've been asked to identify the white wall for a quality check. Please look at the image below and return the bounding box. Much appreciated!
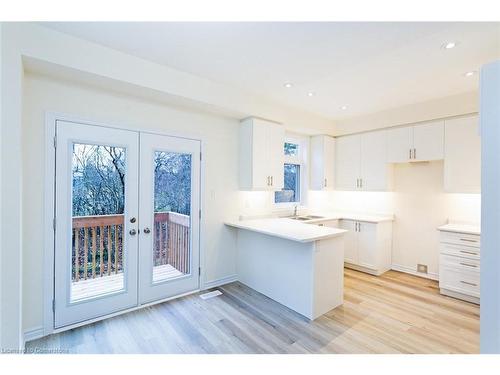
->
[480,60,500,354]
[1,23,24,351]
[22,72,241,332]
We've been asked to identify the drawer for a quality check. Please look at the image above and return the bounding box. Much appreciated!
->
[440,231,480,248]
[439,265,480,298]
[440,254,480,271]
[440,243,480,260]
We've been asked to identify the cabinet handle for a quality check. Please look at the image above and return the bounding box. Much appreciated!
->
[358,222,361,232]
[414,148,416,159]
[460,238,478,243]
[409,149,412,159]
[459,250,478,255]
[324,178,327,187]
[460,280,477,287]
[360,179,363,189]
[271,176,273,186]
[459,262,478,268]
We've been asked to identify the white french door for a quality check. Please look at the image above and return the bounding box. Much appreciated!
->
[53,120,200,328]
[138,133,200,304]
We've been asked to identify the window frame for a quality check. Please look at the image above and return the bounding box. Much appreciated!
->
[274,133,308,208]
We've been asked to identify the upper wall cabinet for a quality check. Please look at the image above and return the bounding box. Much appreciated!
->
[336,130,392,191]
[387,120,444,162]
[310,135,335,190]
[444,115,481,193]
[239,117,285,191]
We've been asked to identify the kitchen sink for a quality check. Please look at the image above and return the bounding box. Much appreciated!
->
[288,215,325,221]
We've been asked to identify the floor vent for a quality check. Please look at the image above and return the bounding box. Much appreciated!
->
[200,290,222,300]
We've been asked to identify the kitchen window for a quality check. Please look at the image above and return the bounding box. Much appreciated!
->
[275,138,306,205]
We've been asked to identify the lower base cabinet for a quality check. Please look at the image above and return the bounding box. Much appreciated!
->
[438,230,480,304]
[339,219,393,275]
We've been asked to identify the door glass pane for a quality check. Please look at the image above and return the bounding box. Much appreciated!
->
[71,143,126,302]
[152,151,192,283]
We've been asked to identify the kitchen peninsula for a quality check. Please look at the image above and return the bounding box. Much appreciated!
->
[225,218,347,320]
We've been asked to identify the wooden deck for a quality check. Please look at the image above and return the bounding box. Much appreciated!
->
[71,264,184,301]
[29,268,479,353]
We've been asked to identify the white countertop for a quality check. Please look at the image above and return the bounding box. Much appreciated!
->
[225,218,348,243]
[437,223,481,235]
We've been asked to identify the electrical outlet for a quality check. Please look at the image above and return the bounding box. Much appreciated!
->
[417,264,428,274]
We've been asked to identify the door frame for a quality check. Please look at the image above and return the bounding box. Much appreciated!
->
[43,111,204,336]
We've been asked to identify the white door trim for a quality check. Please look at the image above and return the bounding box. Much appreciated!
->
[43,111,204,337]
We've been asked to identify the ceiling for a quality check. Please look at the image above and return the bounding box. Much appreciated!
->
[41,22,500,120]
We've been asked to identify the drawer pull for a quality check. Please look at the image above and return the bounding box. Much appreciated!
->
[459,262,478,268]
[459,250,478,255]
[460,238,478,243]
[460,280,477,287]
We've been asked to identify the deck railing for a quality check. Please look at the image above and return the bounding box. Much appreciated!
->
[72,211,190,282]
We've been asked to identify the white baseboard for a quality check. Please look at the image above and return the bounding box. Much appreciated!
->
[203,274,238,290]
[24,326,45,343]
[391,264,439,281]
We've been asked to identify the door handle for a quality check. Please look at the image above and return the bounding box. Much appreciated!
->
[130,217,136,223]
[143,227,151,234]
[129,229,137,236]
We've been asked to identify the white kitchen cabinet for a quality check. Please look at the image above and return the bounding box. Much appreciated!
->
[360,131,392,191]
[310,135,335,190]
[438,228,480,304]
[387,126,413,163]
[339,219,393,275]
[335,131,391,191]
[339,220,357,264]
[444,115,481,193]
[335,134,360,190]
[387,120,444,162]
[239,117,284,190]
[413,121,445,161]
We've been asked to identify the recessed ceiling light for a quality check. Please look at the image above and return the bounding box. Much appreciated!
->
[340,105,347,110]
[307,92,315,97]
[443,41,457,49]
[464,71,476,77]
[284,82,293,88]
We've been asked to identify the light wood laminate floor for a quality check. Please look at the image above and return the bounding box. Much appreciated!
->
[27,269,479,354]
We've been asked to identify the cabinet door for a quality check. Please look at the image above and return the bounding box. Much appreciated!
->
[357,222,377,269]
[413,121,444,161]
[323,136,336,190]
[267,122,285,190]
[310,135,334,190]
[444,115,481,193]
[335,135,360,190]
[339,220,358,264]
[387,126,412,163]
[251,120,270,189]
[360,130,389,191]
